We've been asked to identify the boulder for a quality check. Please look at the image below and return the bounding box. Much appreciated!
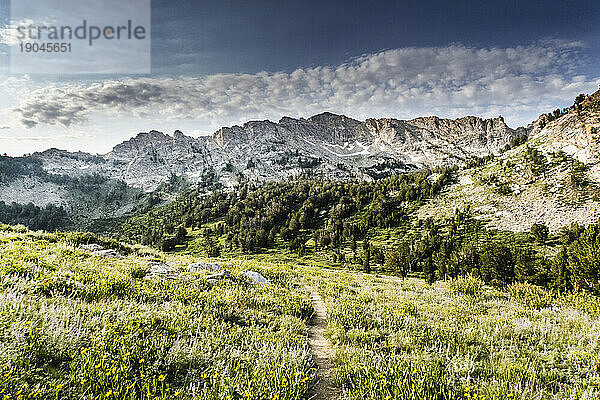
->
[187,262,221,272]
[241,270,270,284]
[145,262,178,280]
[206,270,231,284]
[81,243,104,251]
[94,249,121,259]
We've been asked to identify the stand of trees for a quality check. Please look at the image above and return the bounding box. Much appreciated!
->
[115,167,456,254]
[116,171,600,295]
[0,201,70,231]
[377,209,600,295]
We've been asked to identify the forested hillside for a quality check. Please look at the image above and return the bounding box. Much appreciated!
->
[108,163,600,295]
[0,155,190,230]
[112,167,454,250]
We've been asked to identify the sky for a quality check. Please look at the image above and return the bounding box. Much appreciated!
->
[0,0,599,156]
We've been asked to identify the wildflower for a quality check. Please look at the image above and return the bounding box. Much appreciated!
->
[105,390,112,397]
[158,374,165,382]
[139,358,145,363]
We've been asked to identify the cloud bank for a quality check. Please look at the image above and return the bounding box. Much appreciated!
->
[13,41,600,129]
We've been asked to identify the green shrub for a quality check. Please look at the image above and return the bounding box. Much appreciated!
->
[530,223,549,243]
[508,282,554,309]
[35,275,83,297]
[560,291,600,316]
[449,275,484,296]
[129,265,149,279]
[85,273,134,299]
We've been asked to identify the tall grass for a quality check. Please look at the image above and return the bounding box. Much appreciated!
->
[3,226,600,399]
[0,230,314,399]
[296,267,600,400]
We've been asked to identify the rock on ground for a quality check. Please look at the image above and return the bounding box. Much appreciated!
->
[187,262,221,272]
[241,270,270,284]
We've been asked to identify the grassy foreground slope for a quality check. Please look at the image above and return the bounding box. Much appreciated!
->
[297,267,600,400]
[0,225,314,399]
[2,224,600,399]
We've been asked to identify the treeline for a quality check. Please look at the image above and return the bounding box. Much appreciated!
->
[0,201,70,231]
[0,155,128,193]
[0,155,174,230]
[113,168,600,295]
[381,209,600,295]
[114,167,456,252]
[0,156,47,184]
[538,92,595,128]
[382,209,542,285]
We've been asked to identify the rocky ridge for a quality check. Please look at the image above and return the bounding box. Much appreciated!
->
[418,91,600,232]
[26,112,521,193]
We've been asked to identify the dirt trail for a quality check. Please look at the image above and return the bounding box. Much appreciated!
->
[307,287,339,400]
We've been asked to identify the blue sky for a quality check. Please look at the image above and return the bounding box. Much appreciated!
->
[150,0,600,76]
[0,0,599,156]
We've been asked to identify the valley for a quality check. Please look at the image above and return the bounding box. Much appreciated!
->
[2,91,600,398]
[1,226,599,399]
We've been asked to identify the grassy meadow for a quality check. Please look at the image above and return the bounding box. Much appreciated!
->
[299,268,600,400]
[0,225,314,399]
[1,224,600,399]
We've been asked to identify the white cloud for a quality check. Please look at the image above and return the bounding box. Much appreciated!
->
[0,18,56,45]
[10,40,600,130]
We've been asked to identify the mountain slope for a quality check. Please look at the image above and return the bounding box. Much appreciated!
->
[8,97,600,234]
[418,90,600,231]
[22,113,521,193]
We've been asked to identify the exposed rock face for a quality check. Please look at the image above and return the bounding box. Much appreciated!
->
[364,115,517,165]
[417,92,600,233]
[27,112,521,192]
[531,113,600,165]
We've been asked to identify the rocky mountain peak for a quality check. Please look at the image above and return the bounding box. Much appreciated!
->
[15,111,531,194]
[109,131,164,159]
[531,95,600,164]
[307,112,355,124]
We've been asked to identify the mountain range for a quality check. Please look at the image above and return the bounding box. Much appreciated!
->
[8,113,522,192]
[1,90,599,232]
